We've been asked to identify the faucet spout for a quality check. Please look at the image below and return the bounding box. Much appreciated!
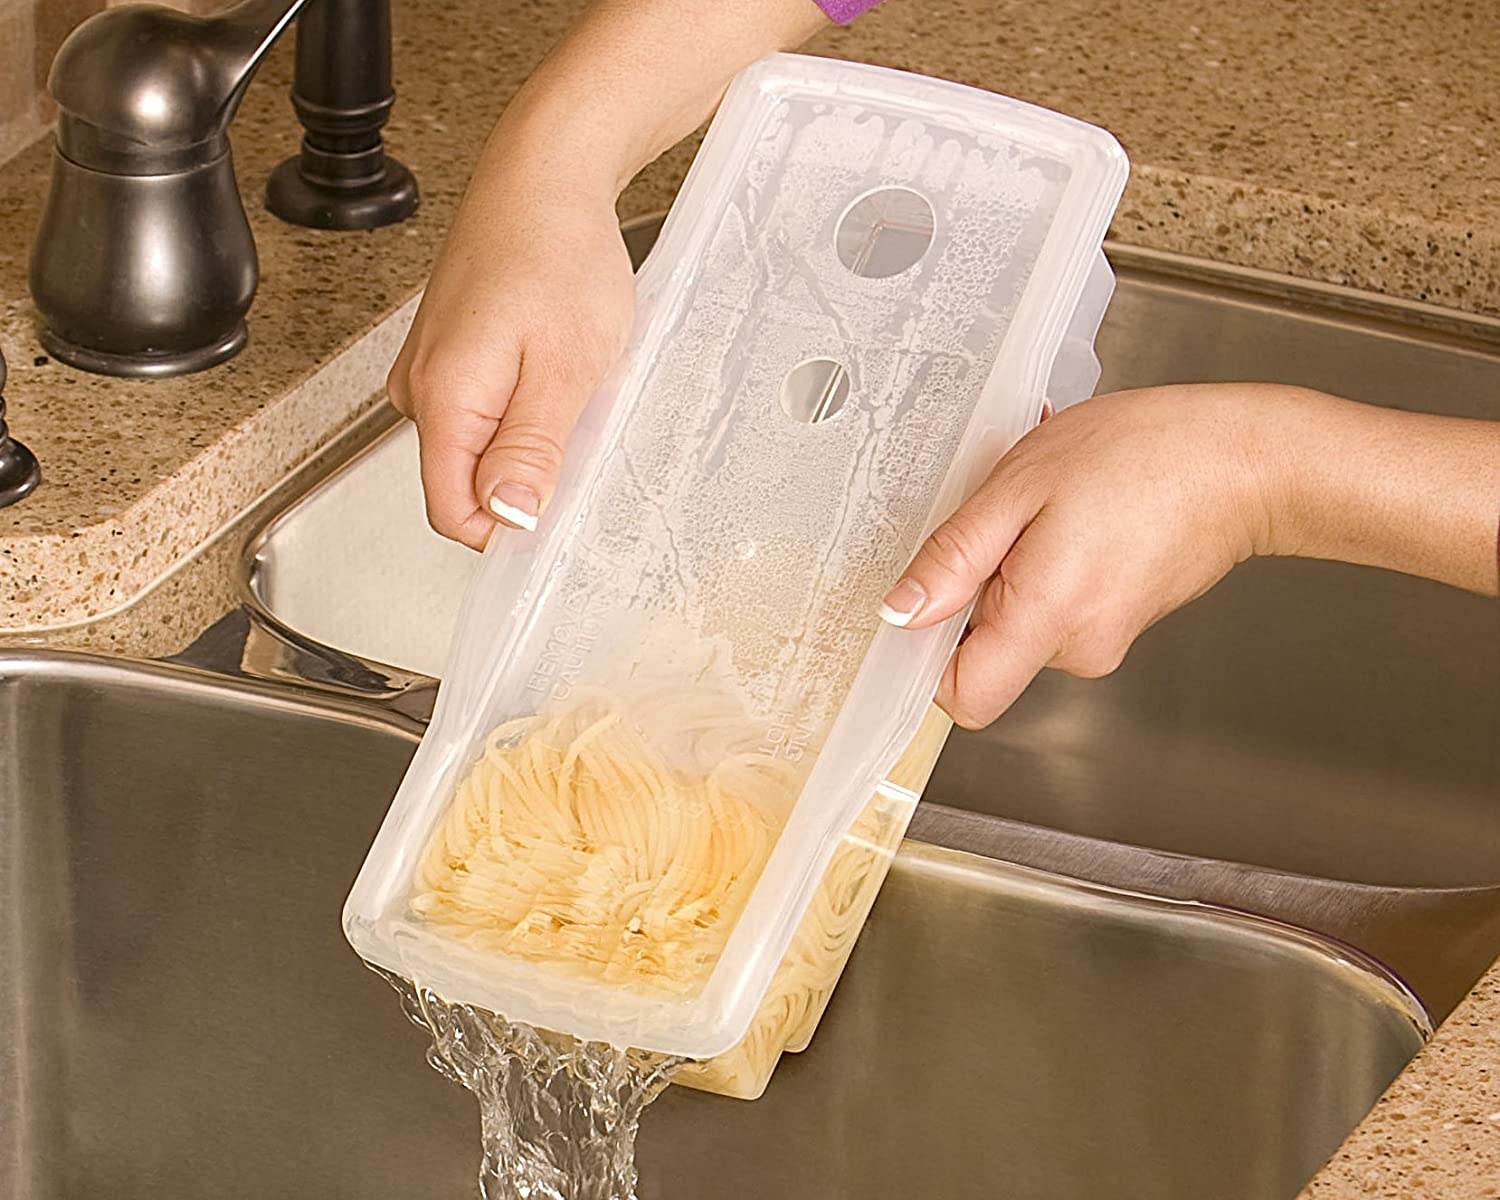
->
[189,0,313,126]
[48,0,311,173]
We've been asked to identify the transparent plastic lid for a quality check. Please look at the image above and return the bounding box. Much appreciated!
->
[345,53,1127,1060]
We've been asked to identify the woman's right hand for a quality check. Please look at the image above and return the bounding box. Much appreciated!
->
[386,0,829,550]
[387,171,636,550]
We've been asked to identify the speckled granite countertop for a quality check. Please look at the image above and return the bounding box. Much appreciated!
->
[0,0,1496,1193]
[1300,972,1500,1200]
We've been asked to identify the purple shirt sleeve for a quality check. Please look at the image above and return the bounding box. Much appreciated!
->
[815,0,883,23]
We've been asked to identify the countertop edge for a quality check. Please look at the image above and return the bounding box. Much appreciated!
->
[0,296,419,631]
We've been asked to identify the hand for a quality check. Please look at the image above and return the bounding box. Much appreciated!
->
[882,382,1500,729]
[388,176,635,549]
[879,385,1286,728]
[388,0,828,549]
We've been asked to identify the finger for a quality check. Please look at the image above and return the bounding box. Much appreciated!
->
[474,345,610,532]
[414,398,505,551]
[934,580,1059,728]
[879,470,1043,630]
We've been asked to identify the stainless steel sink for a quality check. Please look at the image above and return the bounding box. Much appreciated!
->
[243,216,1500,1021]
[928,246,1500,1020]
[0,652,1427,1200]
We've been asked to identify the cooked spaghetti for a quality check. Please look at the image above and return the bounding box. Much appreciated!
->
[409,681,932,1096]
[411,686,798,994]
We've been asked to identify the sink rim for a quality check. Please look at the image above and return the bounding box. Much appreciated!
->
[236,401,430,697]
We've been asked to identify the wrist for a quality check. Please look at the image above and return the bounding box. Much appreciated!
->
[1224,384,1376,565]
[1257,388,1414,569]
[475,88,635,211]
[1215,384,1316,562]
[1257,392,1500,593]
[478,0,830,205]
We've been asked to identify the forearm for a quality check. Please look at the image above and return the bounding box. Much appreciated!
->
[477,0,828,202]
[1263,388,1500,595]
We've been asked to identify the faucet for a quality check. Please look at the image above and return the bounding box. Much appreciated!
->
[28,0,419,379]
[0,346,42,509]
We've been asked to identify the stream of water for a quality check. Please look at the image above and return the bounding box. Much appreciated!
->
[389,976,682,1200]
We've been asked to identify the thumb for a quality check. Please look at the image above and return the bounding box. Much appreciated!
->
[474,348,602,532]
[879,472,1041,630]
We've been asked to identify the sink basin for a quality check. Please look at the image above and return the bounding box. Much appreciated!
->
[243,218,1500,1020]
[0,652,1426,1200]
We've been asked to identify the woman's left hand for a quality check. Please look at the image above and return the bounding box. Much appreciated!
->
[879,385,1290,728]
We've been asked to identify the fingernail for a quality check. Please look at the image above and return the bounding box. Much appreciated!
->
[487,482,540,532]
[878,578,927,627]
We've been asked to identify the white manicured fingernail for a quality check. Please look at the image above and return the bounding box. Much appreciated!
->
[879,578,926,626]
[487,483,540,532]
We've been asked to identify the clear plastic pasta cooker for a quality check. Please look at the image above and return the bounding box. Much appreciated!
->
[344,52,1128,1097]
